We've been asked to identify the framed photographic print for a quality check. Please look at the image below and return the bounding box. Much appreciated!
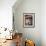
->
[23,13,35,28]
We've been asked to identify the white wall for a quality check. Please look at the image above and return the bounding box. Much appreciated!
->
[0,0,17,39]
[41,0,46,46]
[0,0,46,46]
[13,0,41,46]
[0,0,16,30]
[13,0,46,46]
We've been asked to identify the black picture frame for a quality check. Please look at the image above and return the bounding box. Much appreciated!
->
[23,13,35,28]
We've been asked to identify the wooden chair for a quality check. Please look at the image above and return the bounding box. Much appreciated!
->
[14,33,23,46]
[25,40,35,46]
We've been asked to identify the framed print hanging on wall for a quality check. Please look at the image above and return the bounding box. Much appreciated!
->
[23,13,35,28]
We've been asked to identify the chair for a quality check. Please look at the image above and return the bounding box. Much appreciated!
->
[14,33,23,46]
[25,40,35,46]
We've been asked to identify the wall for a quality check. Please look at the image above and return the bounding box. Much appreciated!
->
[0,0,16,30]
[0,0,46,46]
[13,0,41,46]
[0,0,16,38]
[41,0,46,46]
